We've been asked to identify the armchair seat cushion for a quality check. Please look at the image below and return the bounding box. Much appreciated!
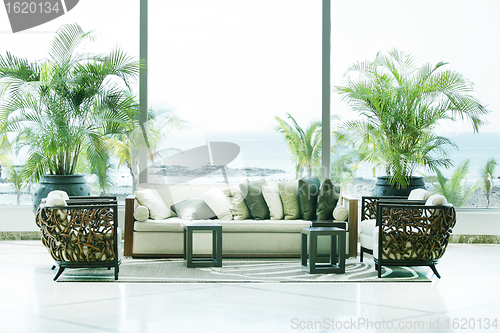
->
[359,219,376,236]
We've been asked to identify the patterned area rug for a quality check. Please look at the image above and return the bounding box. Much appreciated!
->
[57,259,431,283]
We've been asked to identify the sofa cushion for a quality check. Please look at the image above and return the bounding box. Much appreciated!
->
[216,219,311,233]
[135,188,174,220]
[262,183,283,220]
[278,180,301,220]
[134,217,185,232]
[133,205,150,222]
[425,194,448,206]
[360,219,376,236]
[223,185,251,220]
[408,188,433,200]
[298,178,320,220]
[316,179,340,220]
[333,205,349,221]
[171,197,216,220]
[240,179,270,220]
[201,187,232,220]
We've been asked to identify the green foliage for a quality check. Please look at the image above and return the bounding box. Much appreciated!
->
[335,49,489,189]
[0,23,142,186]
[330,149,359,186]
[107,107,186,190]
[274,113,321,179]
[0,134,26,204]
[480,158,497,208]
[427,159,478,207]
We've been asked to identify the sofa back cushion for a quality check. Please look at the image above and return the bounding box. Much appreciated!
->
[278,180,301,220]
[316,179,341,220]
[223,185,251,220]
[135,187,174,220]
[171,197,216,220]
[298,178,320,220]
[262,183,284,220]
[240,179,270,220]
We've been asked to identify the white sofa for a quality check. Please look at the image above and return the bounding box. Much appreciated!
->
[124,183,359,258]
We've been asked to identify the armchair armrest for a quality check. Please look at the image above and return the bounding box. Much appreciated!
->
[361,195,427,221]
[124,195,136,257]
[343,195,358,258]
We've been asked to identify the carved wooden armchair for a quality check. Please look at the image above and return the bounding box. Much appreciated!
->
[374,201,456,278]
[36,196,120,281]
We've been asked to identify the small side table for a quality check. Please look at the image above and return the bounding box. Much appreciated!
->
[184,223,222,268]
[301,227,346,274]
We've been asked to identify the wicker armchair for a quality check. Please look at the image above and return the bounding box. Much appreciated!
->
[36,196,120,281]
[374,201,456,278]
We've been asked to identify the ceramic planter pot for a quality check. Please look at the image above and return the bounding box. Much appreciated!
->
[33,174,91,212]
[371,176,426,197]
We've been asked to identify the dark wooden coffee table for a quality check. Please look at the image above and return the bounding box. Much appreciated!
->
[183,223,222,268]
[301,226,346,274]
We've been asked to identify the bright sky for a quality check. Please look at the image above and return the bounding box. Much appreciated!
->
[1,0,499,133]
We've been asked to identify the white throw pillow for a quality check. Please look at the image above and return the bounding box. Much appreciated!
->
[408,188,427,200]
[133,205,150,222]
[333,205,349,221]
[135,188,173,220]
[262,183,283,220]
[49,190,70,200]
[201,187,232,220]
[46,191,68,206]
[425,194,448,206]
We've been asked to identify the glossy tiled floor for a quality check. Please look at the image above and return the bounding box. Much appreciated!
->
[0,241,499,333]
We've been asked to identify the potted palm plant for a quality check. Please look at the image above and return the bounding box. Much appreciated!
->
[335,49,489,196]
[0,23,141,210]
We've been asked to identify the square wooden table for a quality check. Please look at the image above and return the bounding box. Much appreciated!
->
[301,226,346,274]
[183,223,222,268]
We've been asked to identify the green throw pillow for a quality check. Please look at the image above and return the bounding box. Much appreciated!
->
[298,177,320,220]
[240,179,270,220]
[278,180,301,220]
[316,179,341,221]
[223,185,251,220]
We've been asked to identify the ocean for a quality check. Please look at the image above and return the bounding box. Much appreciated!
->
[159,130,500,183]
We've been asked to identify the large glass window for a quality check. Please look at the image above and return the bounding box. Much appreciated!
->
[331,0,500,208]
[0,0,139,205]
[147,0,322,185]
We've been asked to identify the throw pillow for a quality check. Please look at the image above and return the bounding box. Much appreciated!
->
[171,197,216,220]
[240,179,270,220]
[262,183,283,220]
[135,187,174,220]
[45,191,68,206]
[316,179,341,220]
[134,205,150,222]
[201,187,233,220]
[298,178,320,220]
[425,194,448,206]
[408,188,433,200]
[223,185,251,220]
[49,190,69,200]
[278,180,301,220]
[333,205,349,221]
